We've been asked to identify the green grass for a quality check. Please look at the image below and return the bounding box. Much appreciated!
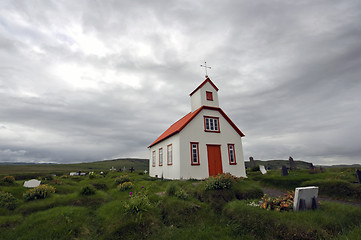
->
[0,167,361,239]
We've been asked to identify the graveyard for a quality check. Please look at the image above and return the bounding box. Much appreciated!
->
[0,161,361,239]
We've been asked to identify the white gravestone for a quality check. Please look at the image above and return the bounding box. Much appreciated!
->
[293,186,319,211]
[23,179,41,188]
[259,165,267,174]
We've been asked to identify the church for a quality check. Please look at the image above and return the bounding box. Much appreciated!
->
[148,77,246,179]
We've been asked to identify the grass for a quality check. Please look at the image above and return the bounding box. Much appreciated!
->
[0,167,361,239]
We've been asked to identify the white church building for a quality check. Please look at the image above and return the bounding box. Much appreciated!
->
[148,77,246,179]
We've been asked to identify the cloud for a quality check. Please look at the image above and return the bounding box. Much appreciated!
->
[0,0,361,165]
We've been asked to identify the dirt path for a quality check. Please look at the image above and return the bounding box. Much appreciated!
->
[261,187,361,208]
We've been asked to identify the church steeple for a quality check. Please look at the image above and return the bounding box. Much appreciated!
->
[190,77,219,112]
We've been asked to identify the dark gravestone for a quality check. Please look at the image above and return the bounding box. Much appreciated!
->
[281,165,288,176]
[289,156,296,170]
[309,163,315,173]
[129,167,135,173]
[309,163,315,170]
[356,169,361,183]
[249,156,255,169]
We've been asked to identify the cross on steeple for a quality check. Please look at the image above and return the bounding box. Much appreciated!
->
[200,61,211,78]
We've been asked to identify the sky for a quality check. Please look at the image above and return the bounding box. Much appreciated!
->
[1,0,361,165]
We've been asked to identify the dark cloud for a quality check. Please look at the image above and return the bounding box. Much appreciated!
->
[1,0,361,165]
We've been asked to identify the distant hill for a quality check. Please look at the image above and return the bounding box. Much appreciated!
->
[245,160,314,170]
[0,158,149,175]
[245,160,361,170]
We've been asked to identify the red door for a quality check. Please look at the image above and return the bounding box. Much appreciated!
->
[207,145,223,177]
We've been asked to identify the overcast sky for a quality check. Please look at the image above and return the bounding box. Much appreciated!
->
[1,1,361,165]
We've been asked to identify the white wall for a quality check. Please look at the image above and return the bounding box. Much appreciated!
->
[149,134,181,179]
[179,108,246,179]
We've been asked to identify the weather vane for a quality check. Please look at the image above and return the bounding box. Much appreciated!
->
[200,61,211,78]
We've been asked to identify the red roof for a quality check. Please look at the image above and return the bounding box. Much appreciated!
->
[189,77,219,96]
[148,106,244,148]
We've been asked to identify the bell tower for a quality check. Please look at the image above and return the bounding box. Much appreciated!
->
[189,77,220,112]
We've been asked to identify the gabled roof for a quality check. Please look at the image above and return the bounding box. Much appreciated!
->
[189,77,219,96]
[148,106,245,148]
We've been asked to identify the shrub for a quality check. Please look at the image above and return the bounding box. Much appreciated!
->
[175,188,189,200]
[23,185,56,201]
[259,191,294,212]
[0,192,18,210]
[1,176,15,185]
[205,173,235,190]
[166,182,178,196]
[80,185,96,196]
[118,182,134,191]
[115,175,130,185]
[123,191,151,219]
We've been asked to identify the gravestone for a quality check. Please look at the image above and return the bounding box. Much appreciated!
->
[309,163,315,170]
[249,156,255,169]
[281,165,288,176]
[289,156,296,170]
[110,166,116,171]
[23,179,41,188]
[259,165,267,174]
[129,167,135,173]
[293,186,319,211]
[144,170,148,175]
[356,169,361,183]
[309,163,315,173]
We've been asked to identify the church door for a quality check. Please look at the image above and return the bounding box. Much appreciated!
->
[207,145,223,177]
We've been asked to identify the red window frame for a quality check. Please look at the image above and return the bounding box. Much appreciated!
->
[159,147,163,166]
[228,144,237,165]
[152,150,156,167]
[190,142,200,165]
[204,116,220,133]
[206,91,213,101]
[167,144,173,165]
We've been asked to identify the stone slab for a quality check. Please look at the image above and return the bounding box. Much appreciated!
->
[293,186,319,211]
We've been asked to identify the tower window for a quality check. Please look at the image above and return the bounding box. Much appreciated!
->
[206,91,213,101]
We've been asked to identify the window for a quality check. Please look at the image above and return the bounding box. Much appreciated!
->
[152,151,156,167]
[190,142,200,165]
[159,148,163,166]
[206,91,213,101]
[204,116,220,132]
[167,144,173,165]
[228,144,237,165]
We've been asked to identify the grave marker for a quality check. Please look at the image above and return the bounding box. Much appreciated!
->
[289,156,296,170]
[281,165,288,176]
[293,186,319,211]
[356,169,361,183]
[249,156,255,169]
[259,165,267,174]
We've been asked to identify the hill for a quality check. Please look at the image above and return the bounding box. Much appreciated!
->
[0,158,149,176]
[245,159,314,170]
